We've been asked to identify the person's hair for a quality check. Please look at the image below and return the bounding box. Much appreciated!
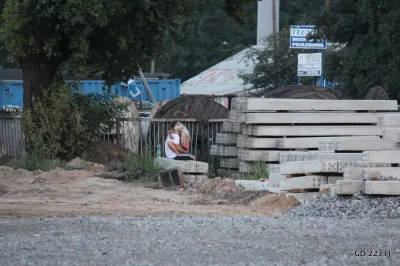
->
[170,121,179,130]
[173,124,183,133]
[180,125,191,147]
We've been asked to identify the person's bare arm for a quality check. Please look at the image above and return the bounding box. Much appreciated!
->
[168,142,180,155]
[174,143,187,153]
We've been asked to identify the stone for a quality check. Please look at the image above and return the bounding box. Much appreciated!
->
[269,173,286,187]
[220,158,240,169]
[238,137,280,148]
[238,150,280,162]
[377,114,400,126]
[277,136,380,149]
[104,159,124,172]
[245,112,378,124]
[237,99,398,111]
[246,125,384,137]
[364,181,400,195]
[335,180,365,195]
[285,192,320,204]
[280,160,338,175]
[362,151,400,164]
[210,145,238,157]
[280,176,328,190]
[155,158,208,173]
[382,128,400,142]
[318,139,398,151]
[279,152,363,163]
[364,168,400,179]
[327,176,343,184]
[343,168,365,180]
[235,180,269,191]
[216,133,238,145]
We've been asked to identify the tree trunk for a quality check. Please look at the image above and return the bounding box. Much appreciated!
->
[22,58,61,109]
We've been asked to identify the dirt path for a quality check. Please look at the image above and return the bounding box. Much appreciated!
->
[0,166,298,218]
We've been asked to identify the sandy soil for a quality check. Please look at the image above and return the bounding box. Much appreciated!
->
[0,166,299,218]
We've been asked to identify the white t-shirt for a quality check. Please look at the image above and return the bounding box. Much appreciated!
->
[165,133,180,158]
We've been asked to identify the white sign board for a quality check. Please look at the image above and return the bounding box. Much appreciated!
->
[298,53,322,77]
[290,25,327,49]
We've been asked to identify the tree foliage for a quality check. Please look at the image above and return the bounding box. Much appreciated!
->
[155,0,257,81]
[22,82,127,161]
[313,0,400,100]
[243,0,325,92]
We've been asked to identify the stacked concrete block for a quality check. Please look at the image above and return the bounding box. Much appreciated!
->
[211,99,244,178]
[228,98,400,198]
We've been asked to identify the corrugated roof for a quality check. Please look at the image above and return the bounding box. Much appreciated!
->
[181,45,263,96]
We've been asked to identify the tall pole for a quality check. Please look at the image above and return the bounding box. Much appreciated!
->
[325,0,331,10]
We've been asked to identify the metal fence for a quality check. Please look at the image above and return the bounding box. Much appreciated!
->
[0,113,24,159]
[0,114,226,171]
[110,118,226,168]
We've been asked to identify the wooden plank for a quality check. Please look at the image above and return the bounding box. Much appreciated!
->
[237,99,398,112]
[245,113,378,124]
[277,136,380,149]
[246,125,384,136]
[238,150,280,162]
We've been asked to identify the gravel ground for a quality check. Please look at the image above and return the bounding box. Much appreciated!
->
[0,216,399,266]
[287,193,400,219]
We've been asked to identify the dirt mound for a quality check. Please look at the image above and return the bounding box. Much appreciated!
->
[185,178,271,205]
[87,141,129,164]
[33,167,95,184]
[250,194,301,210]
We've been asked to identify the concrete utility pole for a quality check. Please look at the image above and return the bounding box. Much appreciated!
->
[325,0,331,10]
[257,0,280,46]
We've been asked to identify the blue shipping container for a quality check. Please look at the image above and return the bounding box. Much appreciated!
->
[0,79,181,107]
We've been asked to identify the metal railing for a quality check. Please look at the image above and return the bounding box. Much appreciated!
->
[112,118,227,167]
[0,113,24,159]
[0,114,227,172]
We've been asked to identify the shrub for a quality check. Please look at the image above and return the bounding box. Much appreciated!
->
[22,81,127,163]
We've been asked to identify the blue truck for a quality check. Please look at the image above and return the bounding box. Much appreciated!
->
[0,69,180,108]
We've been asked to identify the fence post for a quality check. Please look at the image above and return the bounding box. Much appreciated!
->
[116,118,121,146]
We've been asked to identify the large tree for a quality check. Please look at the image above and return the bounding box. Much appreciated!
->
[313,0,400,100]
[0,0,253,109]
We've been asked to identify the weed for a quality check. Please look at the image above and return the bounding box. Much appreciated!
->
[10,144,71,172]
[124,144,163,183]
[243,161,269,180]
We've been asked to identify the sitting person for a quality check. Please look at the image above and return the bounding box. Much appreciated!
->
[169,123,191,153]
[165,124,196,160]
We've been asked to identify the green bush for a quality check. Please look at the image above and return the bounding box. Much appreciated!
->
[21,81,127,167]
